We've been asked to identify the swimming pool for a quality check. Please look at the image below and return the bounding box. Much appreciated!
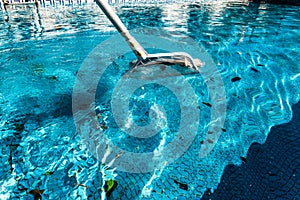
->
[0,1,299,199]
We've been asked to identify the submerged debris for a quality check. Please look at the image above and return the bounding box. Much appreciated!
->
[160,65,166,71]
[104,179,118,198]
[202,102,212,107]
[44,171,54,176]
[207,139,214,144]
[29,189,44,200]
[231,77,241,82]
[100,125,108,130]
[76,184,89,188]
[173,179,188,191]
[250,67,259,72]
[14,123,25,132]
[240,156,247,163]
[46,75,58,81]
[8,148,13,174]
[206,188,212,195]
[29,64,45,75]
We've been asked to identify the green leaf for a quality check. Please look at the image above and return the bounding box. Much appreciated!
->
[104,179,118,198]
[44,171,54,176]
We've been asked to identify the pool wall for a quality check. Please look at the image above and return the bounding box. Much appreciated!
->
[202,101,300,199]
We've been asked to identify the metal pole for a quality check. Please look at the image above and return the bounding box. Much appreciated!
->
[94,0,148,60]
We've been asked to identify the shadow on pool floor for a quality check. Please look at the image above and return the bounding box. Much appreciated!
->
[201,101,300,200]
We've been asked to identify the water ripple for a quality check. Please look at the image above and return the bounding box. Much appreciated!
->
[0,1,299,199]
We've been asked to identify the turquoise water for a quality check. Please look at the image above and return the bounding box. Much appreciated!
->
[0,1,300,199]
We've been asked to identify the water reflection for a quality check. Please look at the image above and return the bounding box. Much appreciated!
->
[161,4,189,33]
[0,0,284,46]
[0,4,43,45]
[0,3,116,46]
[117,5,163,29]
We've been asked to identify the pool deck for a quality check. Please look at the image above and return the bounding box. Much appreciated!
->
[251,0,300,6]
[1,0,87,7]
[201,101,300,200]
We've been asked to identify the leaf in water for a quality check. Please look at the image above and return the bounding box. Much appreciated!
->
[173,179,188,191]
[104,179,118,198]
[250,67,259,72]
[28,189,44,200]
[44,171,54,176]
[231,77,241,82]
[29,64,45,75]
[202,102,212,107]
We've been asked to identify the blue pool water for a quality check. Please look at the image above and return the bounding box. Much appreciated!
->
[0,1,300,199]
